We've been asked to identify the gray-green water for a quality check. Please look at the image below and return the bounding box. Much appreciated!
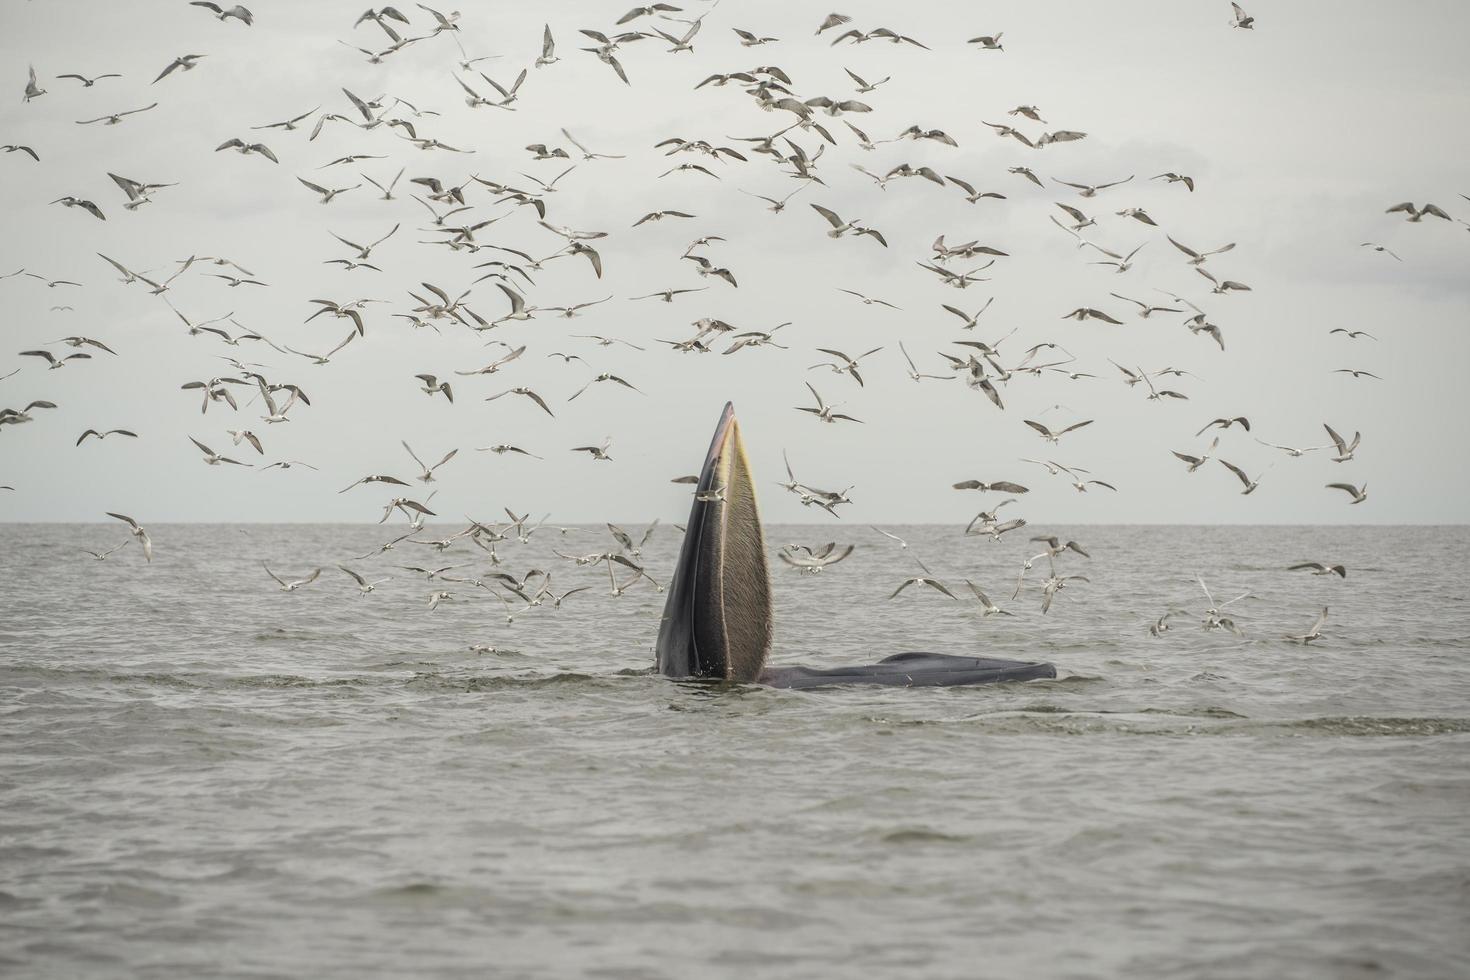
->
[2,523,1467,978]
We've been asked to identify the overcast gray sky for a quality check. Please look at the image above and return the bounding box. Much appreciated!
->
[1,0,1466,524]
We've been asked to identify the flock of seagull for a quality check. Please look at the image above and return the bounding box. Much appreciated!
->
[2,3,1457,653]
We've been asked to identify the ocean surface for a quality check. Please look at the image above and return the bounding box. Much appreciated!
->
[1,522,1467,979]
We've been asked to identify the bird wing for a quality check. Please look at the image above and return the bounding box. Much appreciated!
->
[810,203,844,228]
[1219,459,1250,486]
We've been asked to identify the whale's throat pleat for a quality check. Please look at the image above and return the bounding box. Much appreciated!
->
[710,422,771,681]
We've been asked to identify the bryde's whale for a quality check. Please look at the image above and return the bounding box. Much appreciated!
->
[655,403,1057,688]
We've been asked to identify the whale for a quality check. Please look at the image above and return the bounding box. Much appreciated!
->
[655,403,1057,689]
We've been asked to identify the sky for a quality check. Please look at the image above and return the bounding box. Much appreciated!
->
[1,0,1467,525]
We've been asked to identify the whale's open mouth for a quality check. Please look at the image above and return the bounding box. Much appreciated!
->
[655,402,772,681]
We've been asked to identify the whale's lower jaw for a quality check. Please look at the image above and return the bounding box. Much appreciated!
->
[656,402,772,682]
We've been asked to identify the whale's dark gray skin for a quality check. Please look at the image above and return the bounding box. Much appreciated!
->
[656,403,1057,689]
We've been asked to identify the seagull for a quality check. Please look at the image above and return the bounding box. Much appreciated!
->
[838,288,899,309]
[725,324,792,354]
[154,55,207,83]
[50,197,106,221]
[632,209,695,227]
[1009,166,1042,187]
[1289,562,1347,579]
[1153,172,1195,192]
[810,204,888,246]
[1358,242,1402,260]
[535,24,559,67]
[191,2,254,24]
[569,372,640,401]
[1089,243,1146,273]
[402,441,458,483]
[215,138,279,163]
[1284,608,1331,645]
[779,544,856,573]
[1333,368,1382,380]
[76,428,137,446]
[681,254,738,287]
[1230,3,1255,29]
[77,103,158,126]
[380,496,437,525]
[795,382,862,423]
[963,581,1012,617]
[3,144,40,162]
[809,347,882,387]
[190,436,250,466]
[1196,267,1252,294]
[105,512,152,561]
[1137,370,1189,402]
[733,28,778,46]
[1029,536,1090,560]
[417,4,461,34]
[0,400,59,427]
[330,223,398,261]
[1197,576,1251,633]
[1329,329,1377,340]
[263,563,322,592]
[107,172,174,210]
[20,349,91,369]
[1323,424,1361,462]
[23,65,47,101]
[952,479,1029,494]
[297,177,360,203]
[1037,558,1089,615]
[1061,307,1123,324]
[1116,207,1157,226]
[844,67,889,93]
[1219,459,1263,495]
[338,473,410,494]
[252,105,320,131]
[1197,416,1251,436]
[486,387,555,417]
[1167,236,1236,265]
[1110,293,1182,319]
[1053,176,1133,197]
[982,120,1034,147]
[1385,202,1451,222]
[281,331,355,366]
[1326,482,1368,504]
[1024,419,1093,443]
[1172,438,1219,472]
[454,345,525,377]
[56,72,123,87]
[1054,203,1096,231]
[255,378,302,423]
[560,128,623,160]
[572,439,614,462]
[338,566,391,595]
[890,558,956,600]
[81,542,130,561]
[478,444,541,459]
[740,185,806,213]
[945,176,1005,204]
[572,334,644,350]
[1254,437,1326,457]
[631,287,707,303]
[207,273,268,288]
[967,33,1003,51]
